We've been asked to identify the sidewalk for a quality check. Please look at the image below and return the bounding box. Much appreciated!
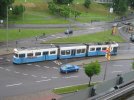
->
[2,90,62,100]
[69,54,134,66]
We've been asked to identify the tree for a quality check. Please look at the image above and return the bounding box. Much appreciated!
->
[132,60,134,70]
[12,5,25,16]
[73,10,81,19]
[53,0,74,4]
[48,2,81,19]
[113,0,128,15]
[127,0,134,9]
[84,61,101,86]
[0,0,14,18]
[60,6,70,19]
[84,0,91,8]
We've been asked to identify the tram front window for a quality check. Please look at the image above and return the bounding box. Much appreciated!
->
[14,53,18,58]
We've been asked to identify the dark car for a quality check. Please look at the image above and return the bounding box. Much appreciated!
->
[60,64,80,73]
[130,33,134,42]
[64,29,73,35]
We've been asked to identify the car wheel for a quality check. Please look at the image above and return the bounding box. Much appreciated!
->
[65,71,68,74]
[76,69,78,72]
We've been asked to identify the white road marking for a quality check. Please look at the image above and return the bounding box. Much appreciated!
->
[53,67,58,70]
[27,64,32,66]
[56,37,62,38]
[53,60,62,65]
[40,39,46,42]
[130,43,134,45]
[41,76,47,78]
[43,66,49,68]
[0,67,4,69]
[14,71,20,74]
[51,35,55,37]
[90,27,95,29]
[63,76,78,79]
[31,75,37,77]
[35,65,41,67]
[6,59,10,62]
[112,71,123,73]
[22,73,28,75]
[5,69,11,71]
[35,79,51,83]
[112,65,123,67]
[6,83,23,87]
[52,77,58,79]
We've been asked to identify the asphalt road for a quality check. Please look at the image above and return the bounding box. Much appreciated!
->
[0,18,133,98]
[0,42,134,97]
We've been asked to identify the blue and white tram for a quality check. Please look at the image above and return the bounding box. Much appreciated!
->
[57,44,87,59]
[87,42,118,56]
[13,46,58,64]
[13,42,119,64]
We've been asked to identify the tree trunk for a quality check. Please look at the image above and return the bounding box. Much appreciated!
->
[89,76,92,86]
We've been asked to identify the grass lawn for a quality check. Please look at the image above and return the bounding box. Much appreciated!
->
[53,84,89,94]
[44,30,125,43]
[9,1,117,24]
[0,28,66,42]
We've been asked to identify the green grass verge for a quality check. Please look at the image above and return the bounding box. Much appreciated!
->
[0,28,66,42]
[44,30,125,43]
[10,1,117,24]
[53,84,89,94]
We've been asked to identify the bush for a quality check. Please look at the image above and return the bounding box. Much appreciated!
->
[12,5,25,15]
[84,0,91,8]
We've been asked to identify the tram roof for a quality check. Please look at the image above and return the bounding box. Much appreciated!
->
[56,43,86,47]
[15,44,57,51]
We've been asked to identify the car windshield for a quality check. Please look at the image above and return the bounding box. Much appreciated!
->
[62,64,74,69]
[132,35,134,38]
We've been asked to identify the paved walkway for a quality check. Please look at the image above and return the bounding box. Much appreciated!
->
[2,90,61,100]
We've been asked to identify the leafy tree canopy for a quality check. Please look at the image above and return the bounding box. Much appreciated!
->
[0,0,15,18]
[53,0,73,4]
[113,0,128,15]
[84,61,101,86]
[0,0,14,5]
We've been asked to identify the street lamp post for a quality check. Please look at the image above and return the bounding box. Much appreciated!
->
[6,6,12,51]
[68,4,71,30]
[0,20,3,28]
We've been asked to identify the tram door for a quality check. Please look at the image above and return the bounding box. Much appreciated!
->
[43,51,49,60]
[96,47,101,56]
[71,49,76,57]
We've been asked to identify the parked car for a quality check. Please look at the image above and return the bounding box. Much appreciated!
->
[60,64,80,73]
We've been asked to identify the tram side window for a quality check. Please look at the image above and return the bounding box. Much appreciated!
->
[61,50,65,55]
[77,49,81,54]
[50,51,56,55]
[43,51,48,55]
[90,48,95,51]
[35,52,41,56]
[19,54,25,58]
[96,47,101,51]
[81,49,85,53]
[102,47,107,51]
[66,50,70,55]
[27,53,33,57]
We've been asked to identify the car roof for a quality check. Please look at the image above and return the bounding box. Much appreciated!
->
[63,64,74,67]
